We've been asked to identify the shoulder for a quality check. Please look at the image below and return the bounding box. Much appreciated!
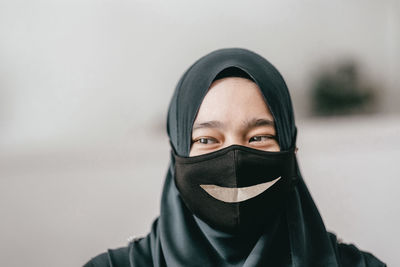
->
[327,232,386,267]
[83,252,109,267]
[83,235,154,267]
[336,243,386,267]
[83,246,131,267]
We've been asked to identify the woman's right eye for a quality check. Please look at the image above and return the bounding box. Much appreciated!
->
[194,137,217,145]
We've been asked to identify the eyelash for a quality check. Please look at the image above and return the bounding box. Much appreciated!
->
[249,135,276,143]
[193,137,218,145]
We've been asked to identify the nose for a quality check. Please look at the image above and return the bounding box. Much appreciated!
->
[221,136,247,149]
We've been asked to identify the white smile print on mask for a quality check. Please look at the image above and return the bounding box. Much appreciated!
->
[200,176,281,203]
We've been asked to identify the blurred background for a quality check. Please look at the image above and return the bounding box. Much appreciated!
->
[0,0,399,266]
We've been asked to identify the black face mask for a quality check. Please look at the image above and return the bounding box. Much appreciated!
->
[172,144,298,234]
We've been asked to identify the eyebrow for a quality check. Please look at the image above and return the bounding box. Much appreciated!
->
[192,118,275,131]
[245,118,275,128]
[193,120,224,130]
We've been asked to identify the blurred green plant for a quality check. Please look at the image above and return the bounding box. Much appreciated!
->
[310,61,377,116]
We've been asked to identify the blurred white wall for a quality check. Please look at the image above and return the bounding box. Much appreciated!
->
[0,0,399,266]
[1,0,399,149]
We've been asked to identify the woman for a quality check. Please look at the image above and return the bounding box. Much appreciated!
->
[85,48,385,266]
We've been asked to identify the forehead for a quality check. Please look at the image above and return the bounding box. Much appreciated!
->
[193,77,274,128]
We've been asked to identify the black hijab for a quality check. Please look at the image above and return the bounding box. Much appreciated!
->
[84,48,385,267]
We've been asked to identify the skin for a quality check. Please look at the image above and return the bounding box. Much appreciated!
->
[189,77,280,157]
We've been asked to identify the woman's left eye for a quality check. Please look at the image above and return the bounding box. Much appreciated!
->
[249,135,274,143]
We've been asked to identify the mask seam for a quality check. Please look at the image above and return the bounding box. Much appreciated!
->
[233,149,240,228]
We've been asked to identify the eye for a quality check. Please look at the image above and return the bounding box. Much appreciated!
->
[249,135,276,143]
[193,137,218,145]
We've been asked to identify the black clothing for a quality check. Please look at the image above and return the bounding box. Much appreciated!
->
[84,48,385,267]
[85,231,383,267]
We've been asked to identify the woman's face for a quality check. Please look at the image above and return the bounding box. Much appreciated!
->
[190,77,280,156]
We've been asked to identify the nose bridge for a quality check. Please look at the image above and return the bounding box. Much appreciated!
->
[223,133,246,149]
